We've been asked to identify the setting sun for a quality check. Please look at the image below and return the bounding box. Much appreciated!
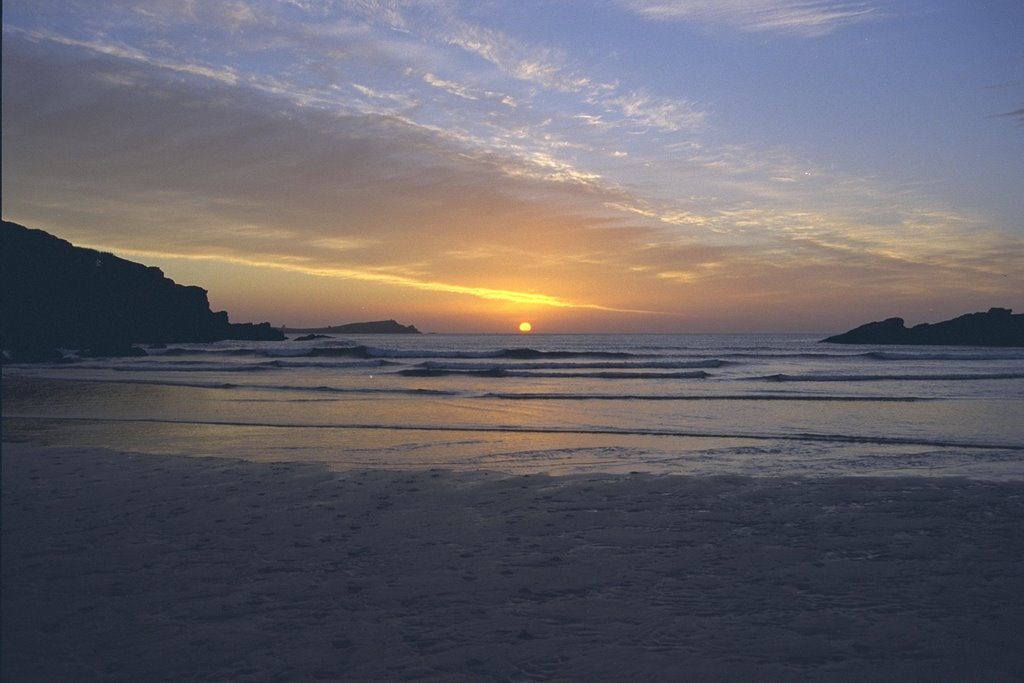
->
[518,321,533,333]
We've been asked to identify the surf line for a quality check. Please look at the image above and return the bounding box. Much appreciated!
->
[11,415,1023,451]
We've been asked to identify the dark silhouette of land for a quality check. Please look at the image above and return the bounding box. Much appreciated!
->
[286,320,421,335]
[824,308,1024,347]
[1,221,284,361]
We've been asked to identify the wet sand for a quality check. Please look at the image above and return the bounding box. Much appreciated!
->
[3,442,1023,681]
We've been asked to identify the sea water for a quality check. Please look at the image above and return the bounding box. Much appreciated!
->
[3,334,1023,478]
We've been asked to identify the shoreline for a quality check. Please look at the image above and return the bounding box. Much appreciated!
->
[4,441,1023,681]
[5,373,1024,482]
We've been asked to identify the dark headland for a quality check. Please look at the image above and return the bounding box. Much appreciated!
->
[1,220,284,361]
[823,308,1024,347]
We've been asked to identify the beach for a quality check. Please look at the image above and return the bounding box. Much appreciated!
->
[6,2,1024,679]
[4,441,1023,681]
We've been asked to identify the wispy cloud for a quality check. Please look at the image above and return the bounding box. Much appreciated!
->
[440,20,596,94]
[991,108,1024,124]
[0,32,663,312]
[421,72,479,100]
[616,0,878,36]
[19,27,239,84]
[112,246,648,312]
[606,90,707,132]
[3,1,1020,331]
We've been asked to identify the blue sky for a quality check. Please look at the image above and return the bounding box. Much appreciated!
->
[3,1,1022,332]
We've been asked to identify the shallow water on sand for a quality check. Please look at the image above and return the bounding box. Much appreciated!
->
[4,333,1023,478]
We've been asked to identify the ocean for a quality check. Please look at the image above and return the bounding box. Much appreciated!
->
[3,333,1023,479]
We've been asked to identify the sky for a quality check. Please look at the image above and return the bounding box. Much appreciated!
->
[3,1,1023,333]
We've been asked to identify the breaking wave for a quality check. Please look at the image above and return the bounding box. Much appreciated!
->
[761,372,1024,382]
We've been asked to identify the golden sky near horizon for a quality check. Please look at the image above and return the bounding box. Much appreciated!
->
[3,1,1023,333]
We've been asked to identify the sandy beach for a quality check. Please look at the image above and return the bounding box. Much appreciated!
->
[3,442,1023,682]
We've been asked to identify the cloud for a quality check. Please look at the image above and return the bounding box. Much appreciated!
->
[421,72,479,100]
[991,108,1024,124]
[3,4,1021,331]
[615,0,877,36]
[4,2,710,203]
[115,246,648,311]
[605,90,707,132]
[0,33,665,315]
[20,27,239,84]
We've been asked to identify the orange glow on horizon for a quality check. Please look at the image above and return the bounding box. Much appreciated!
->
[518,321,533,333]
[104,245,659,315]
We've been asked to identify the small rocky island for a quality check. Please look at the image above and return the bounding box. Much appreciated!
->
[823,308,1024,347]
[1,221,284,361]
[287,320,421,335]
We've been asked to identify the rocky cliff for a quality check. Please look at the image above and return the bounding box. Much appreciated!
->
[823,308,1024,347]
[1,221,283,360]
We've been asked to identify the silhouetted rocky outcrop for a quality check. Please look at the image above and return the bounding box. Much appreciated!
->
[288,320,421,335]
[823,308,1024,347]
[1,221,284,361]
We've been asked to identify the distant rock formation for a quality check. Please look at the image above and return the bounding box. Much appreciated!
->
[823,308,1024,347]
[1,221,284,361]
[288,320,421,335]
